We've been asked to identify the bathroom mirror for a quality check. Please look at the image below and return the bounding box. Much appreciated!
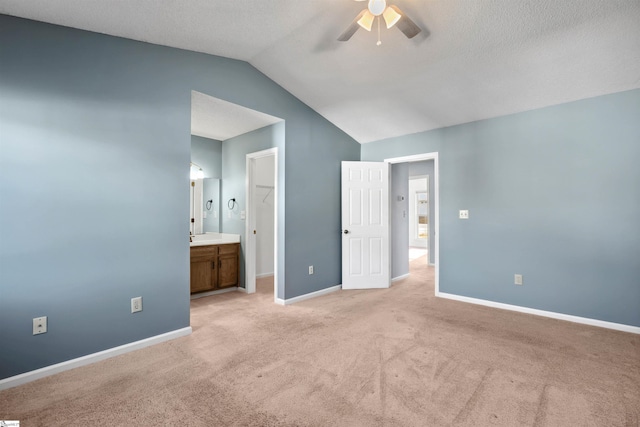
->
[190,178,220,234]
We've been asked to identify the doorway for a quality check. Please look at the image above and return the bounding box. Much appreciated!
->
[385,152,440,295]
[409,175,429,263]
[245,148,278,301]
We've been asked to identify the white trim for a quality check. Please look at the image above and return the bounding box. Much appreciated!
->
[278,285,342,305]
[256,272,274,279]
[190,287,239,299]
[385,152,439,297]
[392,273,410,282]
[437,292,640,334]
[0,327,192,391]
[245,148,278,305]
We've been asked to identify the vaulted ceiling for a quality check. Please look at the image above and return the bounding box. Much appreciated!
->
[2,0,639,143]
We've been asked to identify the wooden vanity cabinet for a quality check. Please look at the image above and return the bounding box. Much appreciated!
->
[190,243,240,294]
[217,244,239,288]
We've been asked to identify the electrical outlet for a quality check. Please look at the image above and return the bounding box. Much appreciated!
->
[309,265,314,275]
[131,297,143,313]
[33,316,47,335]
[459,210,469,219]
[514,274,523,286]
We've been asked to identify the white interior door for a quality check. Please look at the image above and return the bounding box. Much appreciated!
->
[341,161,390,289]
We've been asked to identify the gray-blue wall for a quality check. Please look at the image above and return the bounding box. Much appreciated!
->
[285,118,361,298]
[191,135,222,179]
[390,164,409,279]
[363,89,640,327]
[0,15,359,379]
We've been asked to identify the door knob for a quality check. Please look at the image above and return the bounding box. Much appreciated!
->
[343,230,350,234]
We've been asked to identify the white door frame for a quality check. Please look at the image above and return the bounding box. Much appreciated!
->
[385,152,440,295]
[245,147,278,302]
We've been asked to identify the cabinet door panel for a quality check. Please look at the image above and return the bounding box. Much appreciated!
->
[190,259,216,293]
[218,254,238,288]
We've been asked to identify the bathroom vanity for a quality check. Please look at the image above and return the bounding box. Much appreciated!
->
[190,234,240,294]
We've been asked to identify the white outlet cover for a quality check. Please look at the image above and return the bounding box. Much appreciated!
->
[459,210,469,219]
[131,297,143,313]
[33,316,47,335]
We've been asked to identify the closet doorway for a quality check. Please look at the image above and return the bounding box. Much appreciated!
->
[245,148,278,301]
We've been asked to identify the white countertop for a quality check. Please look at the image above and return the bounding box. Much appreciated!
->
[190,233,240,246]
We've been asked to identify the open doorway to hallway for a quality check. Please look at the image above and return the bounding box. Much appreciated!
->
[409,175,429,265]
[386,153,439,291]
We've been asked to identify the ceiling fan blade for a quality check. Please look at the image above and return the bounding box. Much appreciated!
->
[338,9,367,41]
[389,5,422,39]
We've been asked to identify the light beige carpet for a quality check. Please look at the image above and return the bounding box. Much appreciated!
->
[1,256,639,426]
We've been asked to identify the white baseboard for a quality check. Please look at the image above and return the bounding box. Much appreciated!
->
[0,327,192,391]
[437,292,640,334]
[190,287,239,299]
[256,272,274,279]
[278,285,342,305]
[392,273,410,282]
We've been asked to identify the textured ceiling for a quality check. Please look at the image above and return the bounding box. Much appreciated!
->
[2,0,639,143]
[191,91,282,141]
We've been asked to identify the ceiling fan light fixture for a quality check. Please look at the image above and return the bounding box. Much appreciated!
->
[357,10,375,31]
[382,6,401,29]
[367,0,387,16]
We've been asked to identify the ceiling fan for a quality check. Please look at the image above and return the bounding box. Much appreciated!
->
[338,0,421,45]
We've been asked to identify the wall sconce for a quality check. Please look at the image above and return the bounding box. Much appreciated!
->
[190,162,205,180]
